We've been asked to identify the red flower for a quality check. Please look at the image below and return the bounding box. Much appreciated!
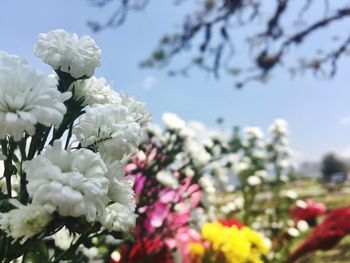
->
[220,218,244,229]
[289,200,327,224]
[115,237,174,263]
[288,207,350,262]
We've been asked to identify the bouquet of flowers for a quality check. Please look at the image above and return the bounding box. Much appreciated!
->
[0,29,150,262]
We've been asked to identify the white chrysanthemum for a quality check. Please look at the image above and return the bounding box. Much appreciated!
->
[51,227,75,250]
[0,50,28,65]
[162,112,185,130]
[104,161,135,210]
[33,29,101,78]
[156,170,179,189]
[74,104,141,164]
[0,200,52,243]
[0,56,70,141]
[120,93,151,127]
[98,203,136,232]
[70,76,121,106]
[23,142,109,222]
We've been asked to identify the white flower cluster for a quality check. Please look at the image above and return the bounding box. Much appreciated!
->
[0,51,70,141]
[0,29,150,245]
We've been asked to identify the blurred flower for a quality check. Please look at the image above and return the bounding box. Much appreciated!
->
[269,119,288,134]
[0,55,70,140]
[297,220,309,233]
[162,112,185,130]
[0,200,52,243]
[98,203,136,232]
[184,140,211,166]
[289,199,327,225]
[287,227,300,237]
[244,126,264,140]
[118,237,173,263]
[156,170,179,189]
[23,142,109,222]
[188,242,205,262]
[289,207,350,262]
[201,221,269,263]
[283,190,298,200]
[220,218,244,228]
[34,29,101,78]
[247,175,262,186]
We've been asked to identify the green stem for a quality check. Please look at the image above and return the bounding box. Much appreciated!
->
[2,138,16,198]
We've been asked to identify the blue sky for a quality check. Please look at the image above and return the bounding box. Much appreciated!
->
[1,0,350,162]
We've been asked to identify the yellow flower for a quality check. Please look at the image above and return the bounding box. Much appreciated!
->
[200,221,269,263]
[188,242,205,258]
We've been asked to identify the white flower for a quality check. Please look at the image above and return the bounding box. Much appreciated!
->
[111,251,121,262]
[287,227,300,237]
[0,56,70,141]
[255,170,269,178]
[283,190,298,200]
[70,76,121,106]
[247,175,262,186]
[0,200,52,243]
[33,29,101,78]
[297,220,309,232]
[184,167,195,177]
[0,50,27,65]
[296,200,307,209]
[104,161,135,210]
[184,140,211,166]
[269,119,288,134]
[51,227,75,250]
[199,175,216,194]
[23,142,110,222]
[156,170,179,189]
[98,203,136,232]
[78,246,99,259]
[74,104,141,164]
[162,112,185,130]
[278,159,290,169]
[120,93,151,128]
[244,126,264,140]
